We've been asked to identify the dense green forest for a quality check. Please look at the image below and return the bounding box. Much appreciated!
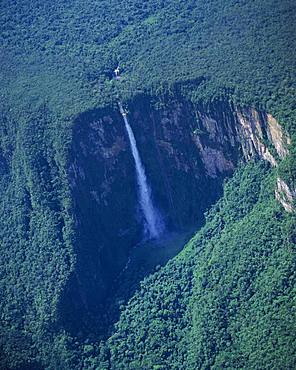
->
[1,0,296,116]
[0,0,296,369]
[108,162,296,370]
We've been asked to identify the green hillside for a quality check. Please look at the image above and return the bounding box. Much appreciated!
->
[0,0,295,369]
[108,162,296,369]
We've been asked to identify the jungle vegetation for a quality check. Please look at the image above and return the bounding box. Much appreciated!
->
[0,0,295,369]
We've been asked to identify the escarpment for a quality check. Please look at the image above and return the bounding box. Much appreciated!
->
[60,91,291,337]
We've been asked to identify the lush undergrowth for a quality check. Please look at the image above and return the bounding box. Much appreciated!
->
[0,108,75,369]
[1,0,295,119]
[1,0,296,368]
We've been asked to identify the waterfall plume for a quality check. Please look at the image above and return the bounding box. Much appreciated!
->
[119,102,164,239]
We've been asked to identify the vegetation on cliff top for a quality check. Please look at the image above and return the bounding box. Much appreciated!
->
[0,0,296,368]
[1,0,295,119]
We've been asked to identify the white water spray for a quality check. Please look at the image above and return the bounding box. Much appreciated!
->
[119,102,164,239]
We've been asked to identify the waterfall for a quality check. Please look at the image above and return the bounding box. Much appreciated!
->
[119,102,164,239]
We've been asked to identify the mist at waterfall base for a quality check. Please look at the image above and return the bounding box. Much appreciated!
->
[119,103,165,239]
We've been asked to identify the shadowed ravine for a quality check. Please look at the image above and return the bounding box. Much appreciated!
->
[103,227,195,335]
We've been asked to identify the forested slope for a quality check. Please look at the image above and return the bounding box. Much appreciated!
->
[0,109,75,369]
[108,162,296,369]
[0,0,296,369]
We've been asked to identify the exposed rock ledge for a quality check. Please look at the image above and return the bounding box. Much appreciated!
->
[275,178,295,213]
[236,108,291,167]
[235,109,294,212]
[195,106,294,212]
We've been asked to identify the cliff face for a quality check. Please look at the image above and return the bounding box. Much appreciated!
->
[234,108,294,212]
[235,108,290,166]
[61,107,141,334]
[61,94,291,336]
[275,177,295,212]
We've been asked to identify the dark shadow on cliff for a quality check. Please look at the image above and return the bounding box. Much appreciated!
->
[58,87,242,341]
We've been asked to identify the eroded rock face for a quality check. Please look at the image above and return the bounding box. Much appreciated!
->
[62,94,292,336]
[267,114,291,159]
[275,178,295,212]
[236,109,278,166]
[234,108,294,212]
[190,109,237,178]
[192,135,234,178]
[235,108,290,166]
